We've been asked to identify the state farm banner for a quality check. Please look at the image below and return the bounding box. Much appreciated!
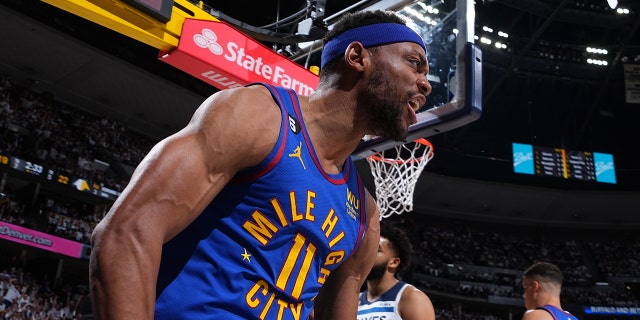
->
[160,19,319,95]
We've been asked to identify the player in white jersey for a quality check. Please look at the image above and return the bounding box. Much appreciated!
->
[357,224,435,320]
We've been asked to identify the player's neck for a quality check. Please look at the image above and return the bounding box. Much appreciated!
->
[302,92,366,169]
[366,274,399,301]
[537,295,563,311]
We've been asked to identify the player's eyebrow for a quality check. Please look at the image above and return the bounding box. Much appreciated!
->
[412,48,427,65]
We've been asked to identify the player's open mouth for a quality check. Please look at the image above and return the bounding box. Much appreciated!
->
[408,93,426,111]
[407,101,418,125]
[408,100,419,111]
[409,100,418,111]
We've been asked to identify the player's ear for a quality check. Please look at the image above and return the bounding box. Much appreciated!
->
[344,41,368,71]
[388,257,401,269]
[532,280,541,292]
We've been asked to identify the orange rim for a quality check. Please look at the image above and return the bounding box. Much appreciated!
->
[366,139,434,164]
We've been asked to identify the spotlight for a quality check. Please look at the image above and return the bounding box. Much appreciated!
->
[607,0,618,9]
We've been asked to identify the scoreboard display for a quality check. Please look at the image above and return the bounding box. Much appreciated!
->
[1,152,120,200]
[8,156,70,185]
[512,143,616,184]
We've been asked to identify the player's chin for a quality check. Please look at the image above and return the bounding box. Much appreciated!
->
[388,124,410,142]
[400,118,414,137]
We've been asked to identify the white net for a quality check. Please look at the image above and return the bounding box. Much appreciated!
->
[366,139,434,220]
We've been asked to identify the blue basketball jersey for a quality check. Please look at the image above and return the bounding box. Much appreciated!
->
[155,83,367,319]
[537,305,580,320]
[357,281,409,320]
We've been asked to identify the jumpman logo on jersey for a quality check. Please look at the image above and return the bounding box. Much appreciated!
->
[289,142,306,170]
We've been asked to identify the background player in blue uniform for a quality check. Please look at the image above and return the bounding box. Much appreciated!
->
[89,9,432,320]
[357,224,435,320]
[521,261,580,320]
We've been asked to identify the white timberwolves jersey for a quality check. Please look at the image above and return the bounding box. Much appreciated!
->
[357,281,409,320]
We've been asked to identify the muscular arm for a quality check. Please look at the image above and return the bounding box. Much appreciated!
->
[313,191,380,320]
[399,285,436,320]
[89,86,279,319]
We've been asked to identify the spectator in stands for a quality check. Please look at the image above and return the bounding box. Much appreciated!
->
[521,261,579,320]
[62,293,77,319]
[2,278,20,309]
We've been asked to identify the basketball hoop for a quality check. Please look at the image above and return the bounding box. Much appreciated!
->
[366,138,434,220]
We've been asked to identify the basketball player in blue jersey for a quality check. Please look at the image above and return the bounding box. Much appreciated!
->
[357,224,435,320]
[521,262,580,320]
[89,9,432,320]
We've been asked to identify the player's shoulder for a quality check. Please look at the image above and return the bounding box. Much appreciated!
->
[195,84,280,126]
[211,84,274,104]
[187,84,283,164]
[521,308,554,320]
[401,283,431,302]
[398,283,435,320]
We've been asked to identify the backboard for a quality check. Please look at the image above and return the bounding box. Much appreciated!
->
[352,0,482,158]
